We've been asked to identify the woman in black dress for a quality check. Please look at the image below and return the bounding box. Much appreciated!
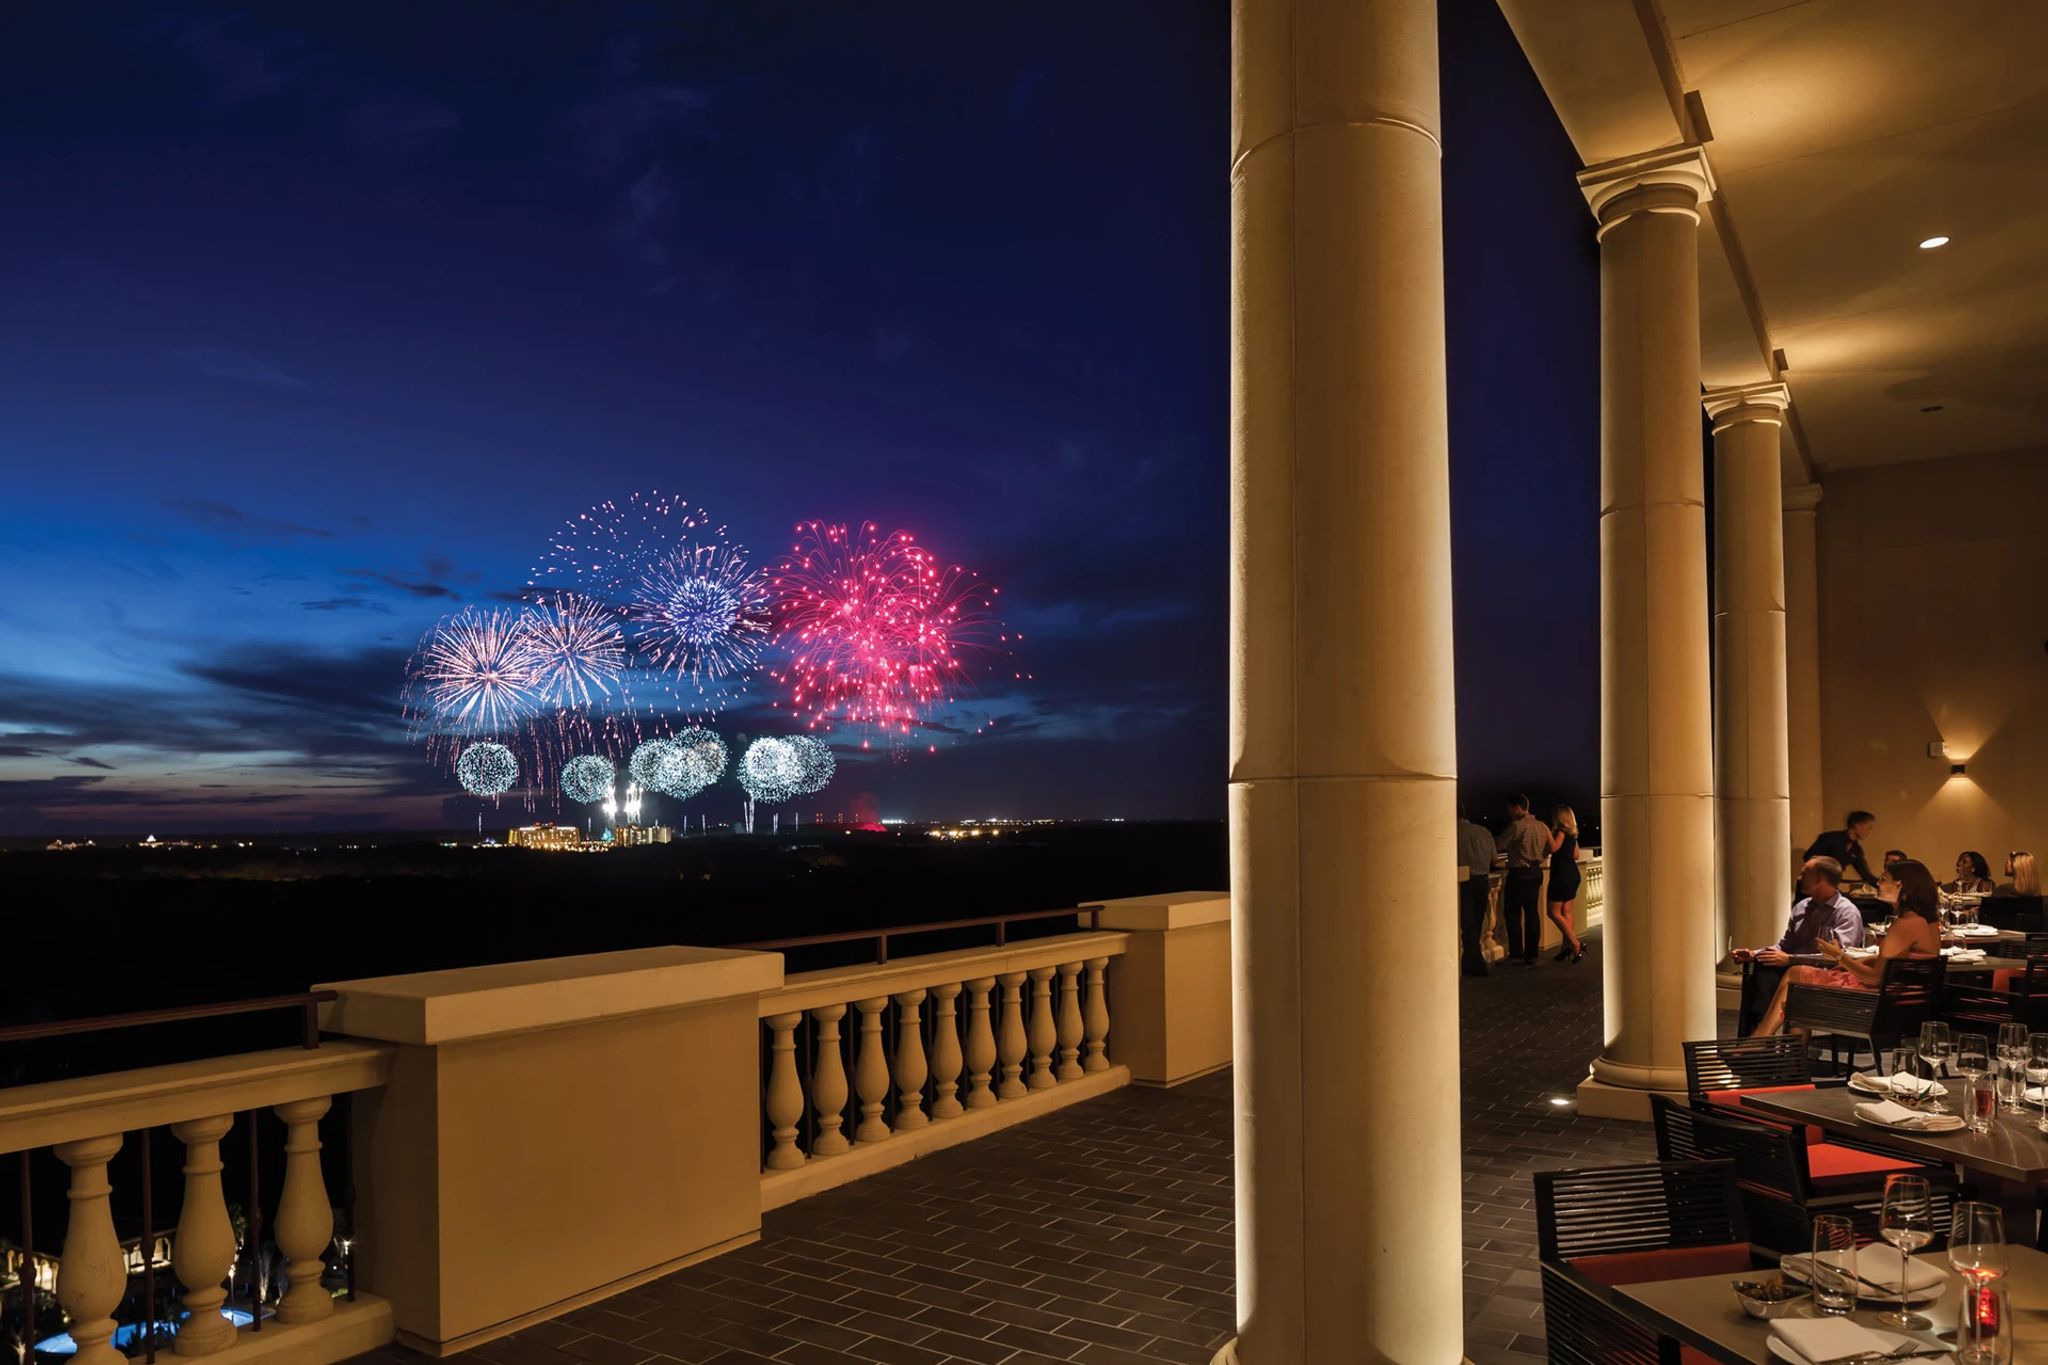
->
[1546,805,1585,963]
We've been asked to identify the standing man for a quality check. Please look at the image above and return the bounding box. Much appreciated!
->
[1496,794,1551,966]
[1805,810,1878,887]
[1456,804,1498,978]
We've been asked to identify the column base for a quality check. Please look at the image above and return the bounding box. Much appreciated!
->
[1716,975,1742,1013]
[1576,1074,1689,1122]
[1211,1340,1475,1365]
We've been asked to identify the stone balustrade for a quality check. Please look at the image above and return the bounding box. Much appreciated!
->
[0,1042,396,1365]
[755,930,1131,1207]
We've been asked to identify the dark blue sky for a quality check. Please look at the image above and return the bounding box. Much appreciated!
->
[0,1,1598,834]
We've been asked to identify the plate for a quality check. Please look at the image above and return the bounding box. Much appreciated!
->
[1849,1073,1948,1098]
[1857,1108,1968,1134]
[1765,1334,1952,1365]
[1779,1254,1945,1306]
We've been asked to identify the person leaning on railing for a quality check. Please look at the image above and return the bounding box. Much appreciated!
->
[1750,859,1943,1037]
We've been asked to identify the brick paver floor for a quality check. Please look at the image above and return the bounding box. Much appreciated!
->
[347,939,1651,1365]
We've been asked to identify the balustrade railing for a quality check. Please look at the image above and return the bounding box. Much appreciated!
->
[1,1042,391,1364]
[756,930,1128,1178]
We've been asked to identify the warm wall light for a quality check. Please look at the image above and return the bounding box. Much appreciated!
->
[1919,235,1951,249]
[1951,764,1967,776]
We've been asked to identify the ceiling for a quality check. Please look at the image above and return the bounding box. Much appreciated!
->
[1496,0,2048,477]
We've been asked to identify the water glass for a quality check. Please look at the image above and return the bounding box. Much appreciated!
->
[1961,1283,2014,1364]
[1808,1214,1858,1316]
[1877,1175,1935,1330]
[2029,1037,2048,1132]
[1964,1074,1998,1132]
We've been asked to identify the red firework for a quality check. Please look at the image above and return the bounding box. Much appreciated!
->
[768,521,1006,737]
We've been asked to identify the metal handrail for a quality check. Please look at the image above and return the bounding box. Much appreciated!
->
[738,905,1105,965]
[0,991,337,1050]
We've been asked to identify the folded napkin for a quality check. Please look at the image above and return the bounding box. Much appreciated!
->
[1845,946,1880,958]
[1851,1244,1946,1292]
[1857,1098,1939,1127]
[1852,1072,1942,1097]
[1773,1317,1907,1364]
[1941,947,1986,961]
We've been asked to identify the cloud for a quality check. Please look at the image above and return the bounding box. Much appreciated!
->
[341,568,458,599]
[172,18,303,103]
[164,497,334,541]
[575,85,712,169]
[67,756,116,770]
[0,745,43,758]
[347,94,458,157]
[164,346,308,389]
[300,597,390,613]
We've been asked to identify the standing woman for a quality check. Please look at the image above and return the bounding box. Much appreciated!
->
[1546,806,1585,963]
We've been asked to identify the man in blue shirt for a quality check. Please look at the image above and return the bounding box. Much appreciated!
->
[1732,857,1863,1032]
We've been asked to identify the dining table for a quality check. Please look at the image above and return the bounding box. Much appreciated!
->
[1613,1245,2048,1363]
[1741,1084,2048,1242]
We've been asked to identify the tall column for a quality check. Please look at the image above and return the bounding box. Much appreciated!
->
[1783,483,1825,861]
[1577,146,1719,1115]
[1706,383,1793,964]
[1225,0,1461,1360]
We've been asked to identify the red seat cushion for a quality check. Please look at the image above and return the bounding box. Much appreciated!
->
[1569,1243,1753,1287]
[1993,968,2019,993]
[1706,1086,1825,1145]
[1681,1350,1720,1365]
[1808,1143,1922,1180]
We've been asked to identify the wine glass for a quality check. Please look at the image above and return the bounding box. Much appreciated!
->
[1958,1032,1991,1079]
[1950,1203,2009,1365]
[1996,1024,2029,1110]
[1878,1174,1935,1330]
[2029,1037,2048,1133]
[1920,1023,1954,1108]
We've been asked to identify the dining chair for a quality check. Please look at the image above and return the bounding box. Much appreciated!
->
[1535,1160,1754,1365]
[1649,1095,1951,1255]
[1785,954,1947,1072]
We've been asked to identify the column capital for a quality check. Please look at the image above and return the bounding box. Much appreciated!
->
[1577,144,1714,232]
[1703,381,1791,434]
[1783,482,1824,514]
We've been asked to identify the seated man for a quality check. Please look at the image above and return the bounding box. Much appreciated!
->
[1732,857,1864,1034]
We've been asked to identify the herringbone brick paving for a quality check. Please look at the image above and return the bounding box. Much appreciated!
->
[347,938,1651,1364]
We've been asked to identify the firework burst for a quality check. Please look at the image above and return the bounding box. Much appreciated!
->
[787,735,835,796]
[560,754,616,805]
[410,607,540,734]
[519,592,628,710]
[738,736,803,806]
[631,543,770,700]
[456,742,519,797]
[767,521,1005,739]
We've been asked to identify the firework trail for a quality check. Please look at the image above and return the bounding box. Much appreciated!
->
[767,521,1006,740]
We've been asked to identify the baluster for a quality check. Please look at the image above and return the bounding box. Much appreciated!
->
[170,1115,238,1356]
[928,982,964,1120]
[853,997,893,1141]
[996,972,1028,1099]
[962,977,998,1109]
[1026,966,1058,1091]
[763,1013,806,1170]
[808,1004,851,1156]
[271,1097,333,1324]
[1082,957,1112,1072]
[53,1134,125,1365]
[1055,961,1085,1081]
[891,988,930,1130]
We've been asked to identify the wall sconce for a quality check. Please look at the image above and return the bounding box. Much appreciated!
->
[1950,764,1967,777]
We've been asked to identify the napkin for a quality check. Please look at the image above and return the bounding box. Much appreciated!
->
[1851,1244,1946,1292]
[1942,946,1986,961]
[1772,1317,1903,1363]
[1852,1072,1940,1097]
[1845,946,1879,958]
[1856,1099,1937,1127]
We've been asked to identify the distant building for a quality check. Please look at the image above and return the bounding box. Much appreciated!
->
[507,823,585,851]
[613,823,672,847]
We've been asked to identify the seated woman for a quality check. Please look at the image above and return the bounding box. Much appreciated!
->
[1947,850,1996,894]
[1751,859,1943,1037]
[1991,851,2041,897]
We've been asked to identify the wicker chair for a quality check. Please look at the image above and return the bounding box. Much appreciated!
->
[1535,1161,1754,1365]
[1650,1096,1951,1255]
[1786,954,1946,1072]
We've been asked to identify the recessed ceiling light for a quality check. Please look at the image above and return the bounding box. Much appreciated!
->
[1919,236,1951,250]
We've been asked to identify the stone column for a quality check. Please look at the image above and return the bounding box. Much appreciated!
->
[1576,146,1720,1116]
[1706,384,1793,967]
[1783,483,1825,863]
[1224,0,1461,1359]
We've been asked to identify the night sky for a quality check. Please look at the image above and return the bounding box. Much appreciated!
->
[0,1,1598,835]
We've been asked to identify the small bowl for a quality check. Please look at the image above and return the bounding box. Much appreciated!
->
[1733,1279,1806,1320]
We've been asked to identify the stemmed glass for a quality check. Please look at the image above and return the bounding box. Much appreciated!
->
[1958,1034,1994,1131]
[1920,1022,1954,1109]
[1996,1025,2029,1110]
[2028,1037,2048,1133]
[1949,1203,2008,1365]
[1877,1174,1935,1330]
